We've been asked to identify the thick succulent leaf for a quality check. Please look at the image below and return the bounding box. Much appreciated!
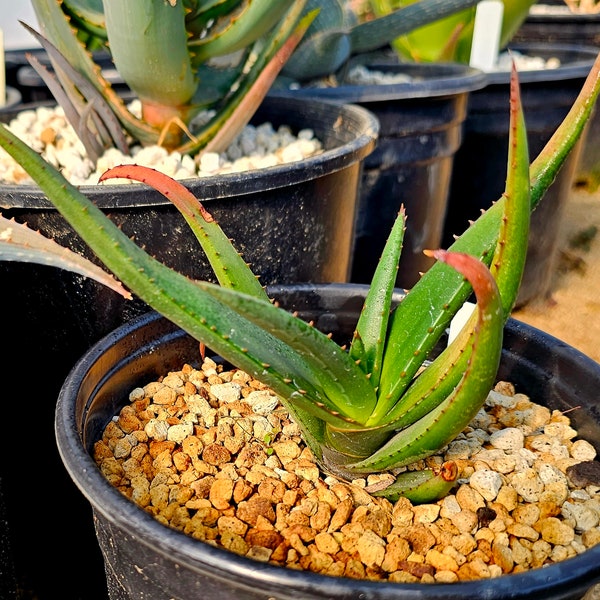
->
[61,0,107,42]
[0,215,130,299]
[30,0,105,85]
[103,0,196,108]
[185,0,246,34]
[369,60,531,429]
[371,51,600,415]
[349,207,405,388]
[284,0,482,81]
[25,26,129,159]
[349,249,504,472]
[0,124,366,428]
[198,7,314,154]
[179,2,312,155]
[29,0,159,146]
[350,0,482,54]
[370,462,458,503]
[196,282,378,424]
[99,165,268,299]
[189,0,296,62]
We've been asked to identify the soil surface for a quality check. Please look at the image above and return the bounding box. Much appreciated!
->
[512,186,600,364]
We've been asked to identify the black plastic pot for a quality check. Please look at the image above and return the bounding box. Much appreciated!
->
[510,7,600,192]
[0,96,377,600]
[55,283,600,600]
[444,43,599,308]
[271,61,487,289]
[512,5,600,47]
[4,48,131,103]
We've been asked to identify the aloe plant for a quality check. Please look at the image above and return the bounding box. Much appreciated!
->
[280,0,485,81]
[366,0,537,63]
[22,0,485,163]
[24,0,314,162]
[1,54,599,503]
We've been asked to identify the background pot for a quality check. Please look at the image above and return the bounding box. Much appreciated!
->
[0,87,22,113]
[511,5,600,192]
[4,48,132,104]
[271,61,487,288]
[56,283,600,600]
[0,97,377,600]
[443,43,599,308]
[512,4,600,47]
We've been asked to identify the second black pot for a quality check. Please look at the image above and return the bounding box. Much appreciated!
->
[271,61,487,289]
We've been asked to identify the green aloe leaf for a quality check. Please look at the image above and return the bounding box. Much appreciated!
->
[369,60,531,430]
[373,52,600,415]
[349,206,406,387]
[99,165,268,299]
[349,247,504,472]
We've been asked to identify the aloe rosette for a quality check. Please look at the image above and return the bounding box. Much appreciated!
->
[23,0,487,162]
[25,0,313,160]
[1,55,599,502]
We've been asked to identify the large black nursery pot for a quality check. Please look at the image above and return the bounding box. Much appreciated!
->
[271,61,486,289]
[0,96,377,600]
[444,43,599,308]
[55,283,600,600]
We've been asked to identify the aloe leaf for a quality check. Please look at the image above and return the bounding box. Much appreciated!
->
[29,0,159,146]
[349,206,405,387]
[0,124,364,428]
[349,249,504,472]
[0,215,130,299]
[61,0,107,43]
[186,0,247,32]
[198,7,315,154]
[369,60,531,429]
[189,0,297,62]
[349,0,482,54]
[103,0,196,108]
[372,51,600,412]
[369,461,458,503]
[196,282,378,424]
[178,2,312,155]
[98,165,268,299]
[24,25,129,157]
[285,0,482,80]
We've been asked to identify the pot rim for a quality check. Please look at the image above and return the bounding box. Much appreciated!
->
[0,96,379,209]
[486,42,600,85]
[271,61,488,103]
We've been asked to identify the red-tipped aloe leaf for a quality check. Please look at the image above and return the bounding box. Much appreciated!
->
[99,165,268,300]
[0,122,364,428]
[368,59,531,431]
[348,249,504,472]
[368,52,600,418]
[178,2,313,156]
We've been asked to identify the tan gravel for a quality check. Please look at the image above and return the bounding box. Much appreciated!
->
[94,357,600,584]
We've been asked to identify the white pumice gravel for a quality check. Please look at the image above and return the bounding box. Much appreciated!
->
[344,52,561,88]
[0,100,323,186]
